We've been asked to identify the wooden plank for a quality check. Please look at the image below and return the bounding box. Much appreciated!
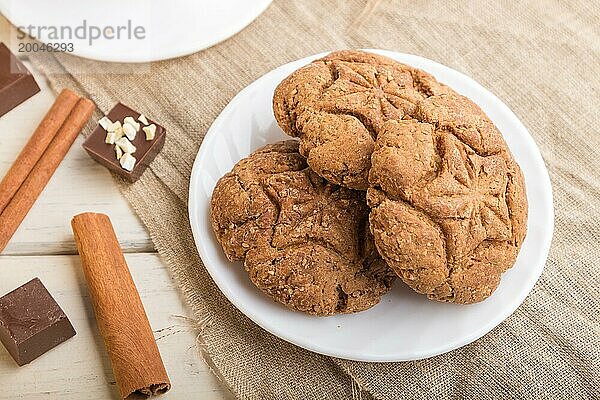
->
[0,253,231,400]
[0,62,153,255]
[0,14,11,45]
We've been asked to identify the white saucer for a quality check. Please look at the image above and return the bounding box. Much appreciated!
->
[0,0,272,62]
[188,50,554,362]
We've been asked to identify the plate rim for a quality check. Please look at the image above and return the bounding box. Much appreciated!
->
[0,0,273,63]
[188,49,555,362]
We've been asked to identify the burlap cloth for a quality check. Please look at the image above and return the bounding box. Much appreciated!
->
[26,0,599,398]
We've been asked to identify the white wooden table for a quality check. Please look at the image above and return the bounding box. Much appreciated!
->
[0,63,231,399]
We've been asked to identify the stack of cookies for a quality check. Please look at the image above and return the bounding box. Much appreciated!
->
[210,50,528,316]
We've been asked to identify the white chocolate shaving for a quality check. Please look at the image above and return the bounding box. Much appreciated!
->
[124,116,140,132]
[123,123,137,141]
[114,126,124,140]
[143,124,157,141]
[138,114,149,125]
[107,120,122,133]
[115,144,123,160]
[98,116,112,131]
[116,137,136,154]
[120,153,136,171]
[105,131,117,144]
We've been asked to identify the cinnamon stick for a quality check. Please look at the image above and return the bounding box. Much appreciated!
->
[71,213,171,400]
[0,97,95,252]
[0,88,80,214]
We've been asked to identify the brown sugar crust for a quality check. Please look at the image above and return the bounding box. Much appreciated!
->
[210,140,395,315]
[273,50,451,190]
[368,94,528,303]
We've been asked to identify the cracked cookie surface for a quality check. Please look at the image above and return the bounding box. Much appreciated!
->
[210,140,395,315]
[273,50,450,189]
[368,96,527,303]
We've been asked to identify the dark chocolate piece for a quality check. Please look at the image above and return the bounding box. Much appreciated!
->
[0,43,41,118]
[82,103,166,182]
[0,278,75,366]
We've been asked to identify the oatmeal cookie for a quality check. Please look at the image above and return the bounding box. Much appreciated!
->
[273,50,450,189]
[210,140,395,315]
[368,94,528,303]
[274,50,527,303]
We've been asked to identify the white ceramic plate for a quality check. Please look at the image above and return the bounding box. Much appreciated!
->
[189,50,554,362]
[0,0,272,62]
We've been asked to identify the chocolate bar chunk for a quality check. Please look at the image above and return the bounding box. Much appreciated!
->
[0,278,76,366]
[83,103,166,182]
[0,43,40,118]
